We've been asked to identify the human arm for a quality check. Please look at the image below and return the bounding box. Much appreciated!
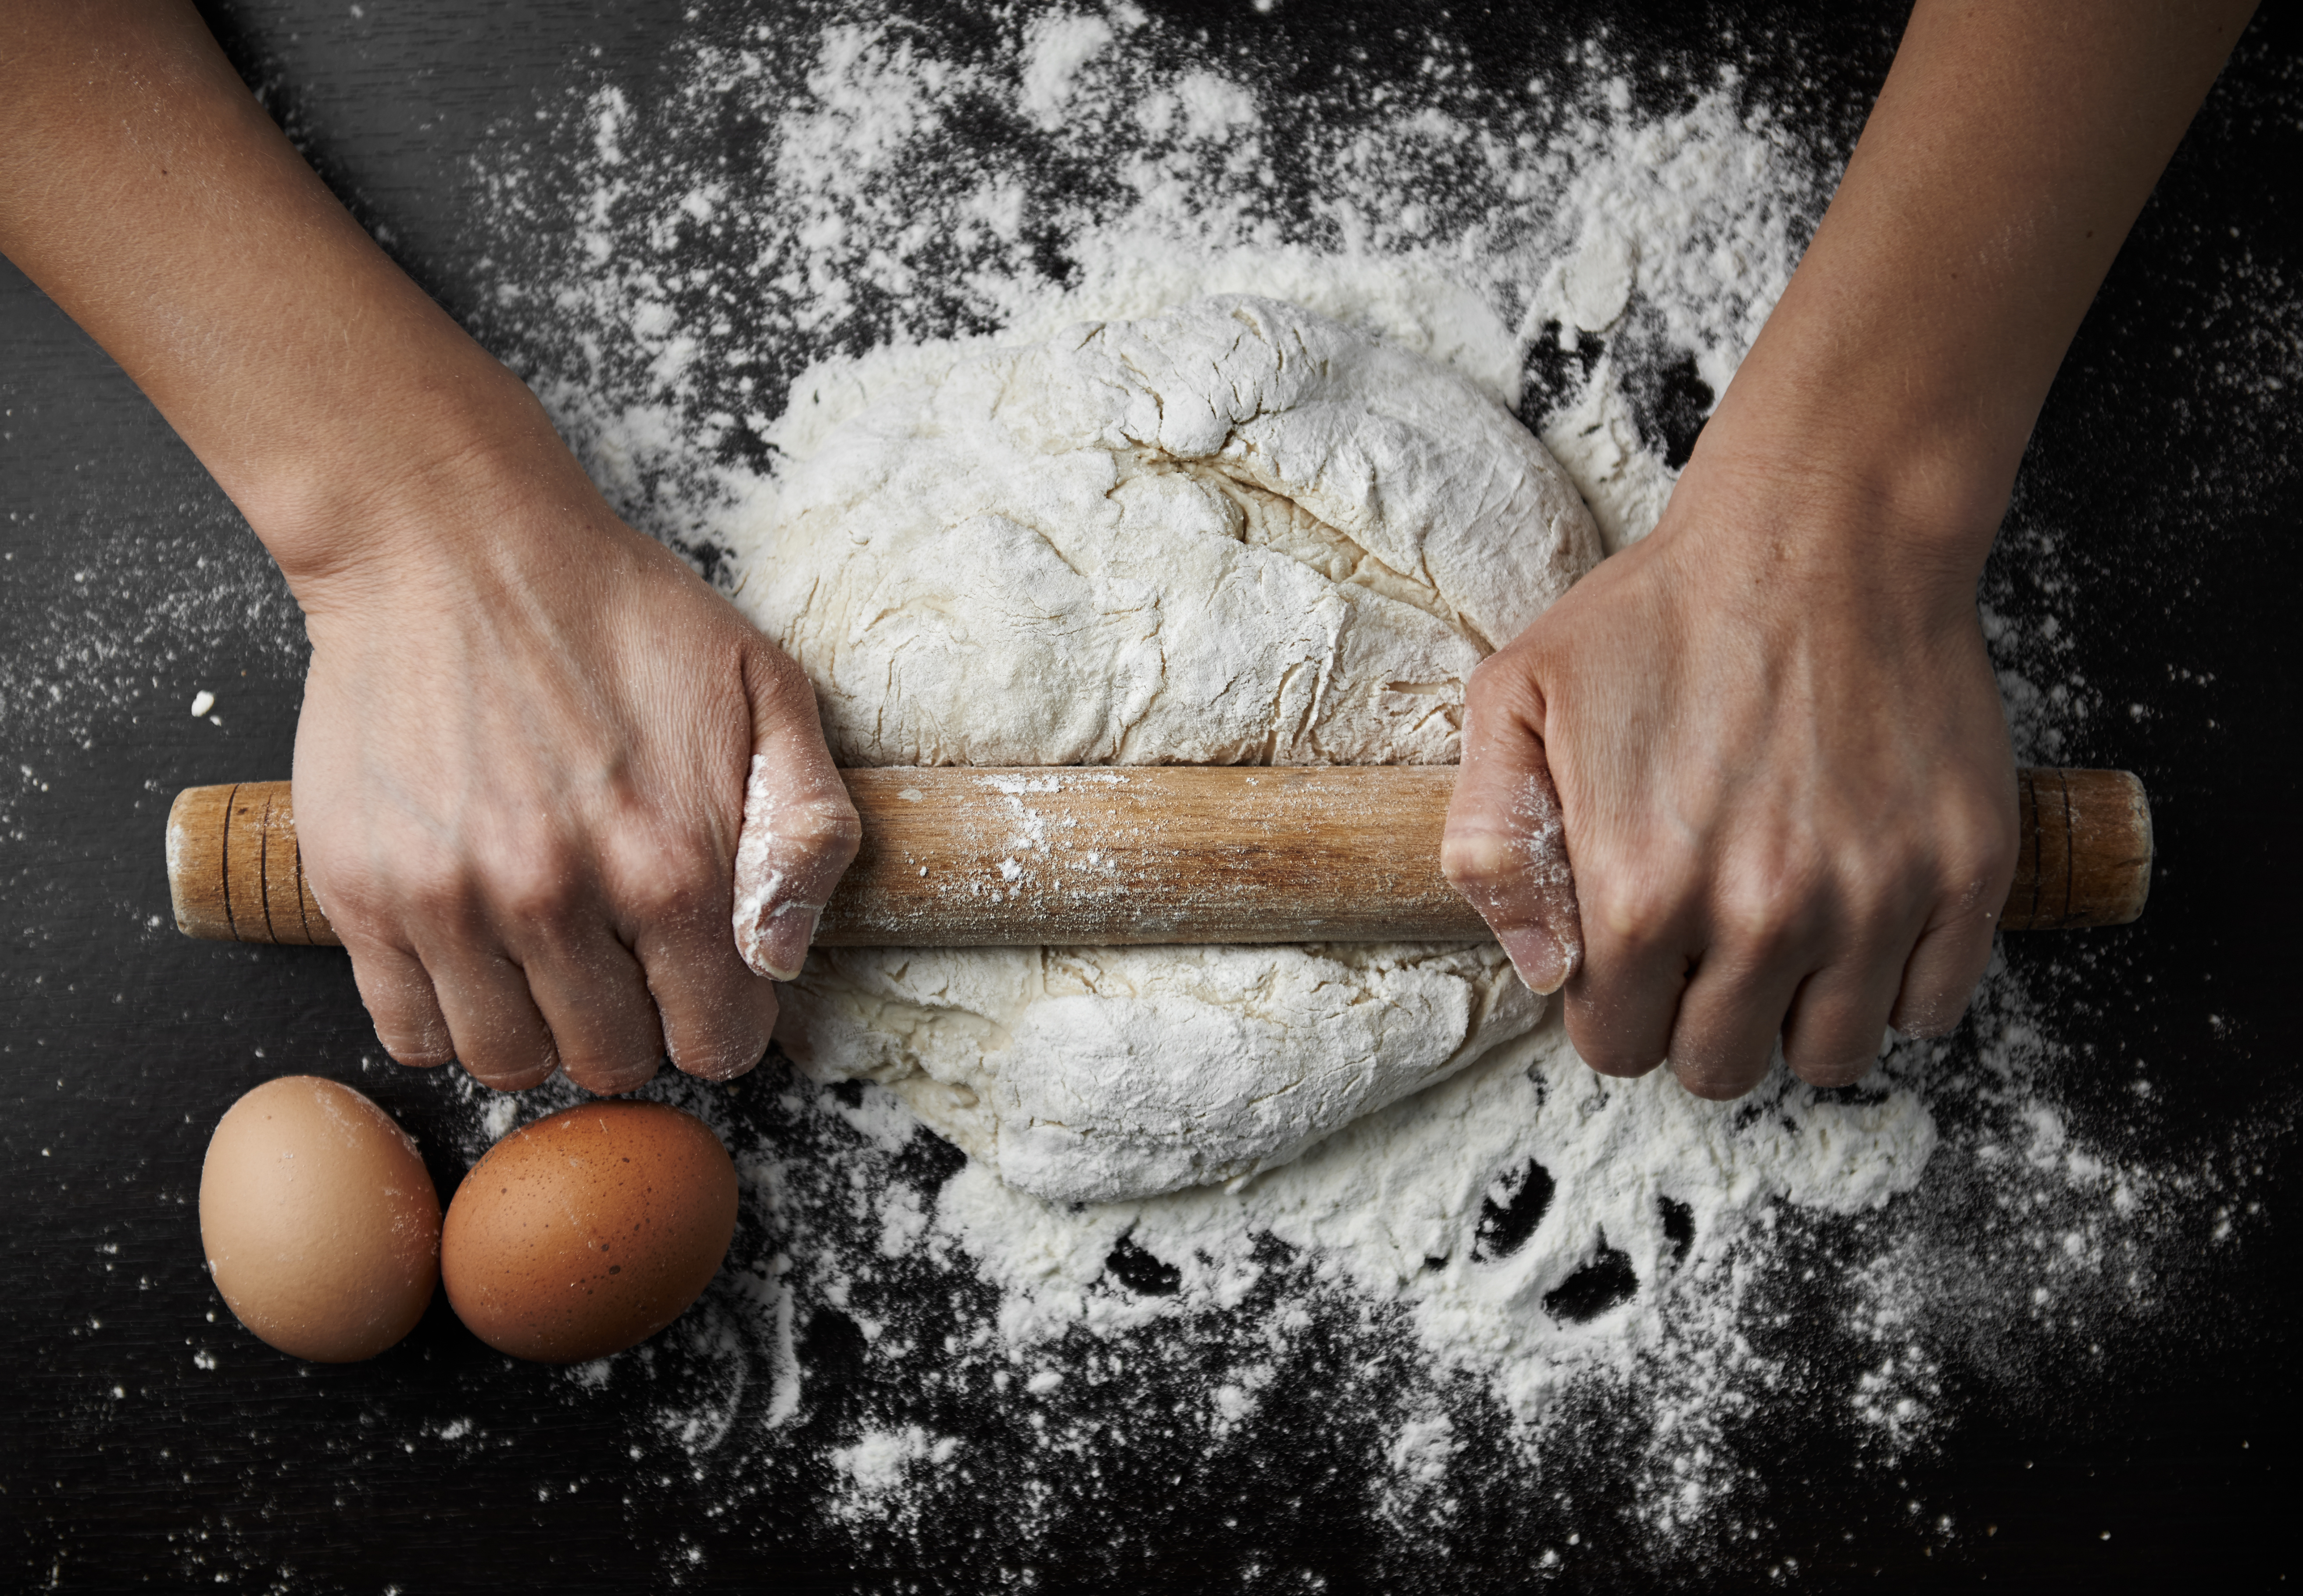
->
[0,1,858,1092]
[1444,0,2256,1097]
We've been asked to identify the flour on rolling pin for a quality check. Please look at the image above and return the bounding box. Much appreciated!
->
[814,766,1477,946]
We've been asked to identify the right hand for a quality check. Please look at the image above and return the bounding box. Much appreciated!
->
[0,0,852,1096]
[280,415,858,1095]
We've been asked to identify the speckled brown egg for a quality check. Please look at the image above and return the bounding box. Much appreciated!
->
[440,1101,738,1362]
[199,1076,441,1362]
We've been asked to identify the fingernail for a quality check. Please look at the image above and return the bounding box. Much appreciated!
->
[1498,926,1570,995]
[473,1063,557,1095]
[751,902,822,982]
[682,1041,767,1085]
[586,1057,663,1096]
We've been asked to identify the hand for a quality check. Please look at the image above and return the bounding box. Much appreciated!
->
[1444,442,2017,1099]
[0,2,861,1096]
[284,425,858,1094]
[1432,0,2257,1101]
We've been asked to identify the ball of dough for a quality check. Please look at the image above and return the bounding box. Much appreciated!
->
[734,295,1600,1204]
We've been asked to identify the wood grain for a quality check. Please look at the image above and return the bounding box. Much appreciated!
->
[819,766,1473,945]
[168,766,2153,948]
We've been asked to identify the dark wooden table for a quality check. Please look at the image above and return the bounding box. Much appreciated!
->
[5,2,2297,1589]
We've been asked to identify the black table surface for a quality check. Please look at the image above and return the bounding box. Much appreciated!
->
[5,2,2298,1591]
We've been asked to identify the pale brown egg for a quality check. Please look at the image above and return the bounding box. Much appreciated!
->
[199,1075,442,1362]
[440,1101,738,1363]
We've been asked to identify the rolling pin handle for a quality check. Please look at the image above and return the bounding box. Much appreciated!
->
[2000,768,2153,931]
[167,781,340,947]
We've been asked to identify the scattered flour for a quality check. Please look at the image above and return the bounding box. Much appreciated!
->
[435,0,2282,1580]
[930,1021,1941,1422]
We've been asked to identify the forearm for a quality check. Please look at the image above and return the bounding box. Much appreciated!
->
[1706,0,2257,566]
[0,0,545,587]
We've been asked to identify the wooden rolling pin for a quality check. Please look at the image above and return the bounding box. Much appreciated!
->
[166,766,2152,949]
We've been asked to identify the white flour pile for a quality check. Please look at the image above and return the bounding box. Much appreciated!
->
[436,1,2276,1579]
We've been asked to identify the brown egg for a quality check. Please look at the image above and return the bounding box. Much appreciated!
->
[440,1101,738,1363]
[199,1076,441,1362]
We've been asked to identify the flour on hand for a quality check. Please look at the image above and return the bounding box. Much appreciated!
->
[731,295,1601,1203]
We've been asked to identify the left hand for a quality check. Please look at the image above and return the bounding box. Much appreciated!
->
[1443,439,2017,1099]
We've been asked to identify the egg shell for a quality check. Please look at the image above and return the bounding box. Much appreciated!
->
[199,1075,441,1363]
[440,1100,738,1363]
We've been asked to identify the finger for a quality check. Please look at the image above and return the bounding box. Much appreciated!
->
[1780,950,1906,1087]
[608,822,780,1083]
[1890,907,1997,1039]
[515,927,665,1096]
[1562,945,1689,1081]
[1893,768,2017,1038]
[343,939,455,1069]
[417,941,561,1092]
[1555,828,1700,1078]
[1441,667,1582,995]
[1663,948,1809,1100]
[1654,832,1852,1096]
[638,914,779,1083]
[733,651,862,980]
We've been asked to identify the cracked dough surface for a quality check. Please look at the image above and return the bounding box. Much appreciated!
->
[733,295,1601,1204]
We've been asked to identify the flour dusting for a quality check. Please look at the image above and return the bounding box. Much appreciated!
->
[436,2,2279,1582]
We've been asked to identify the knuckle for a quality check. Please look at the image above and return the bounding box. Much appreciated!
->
[1935,796,2020,905]
[346,958,451,1066]
[491,860,587,929]
[1711,869,1817,959]
[776,796,863,864]
[1463,646,1512,689]
[1461,653,1540,726]
[748,641,816,706]
[1461,656,1507,711]
[618,845,717,927]
[1783,994,1893,1084]
[1666,1005,1777,1100]
[398,858,484,927]
[1440,832,1521,895]
[749,652,841,744]
[1590,878,1683,957]
[305,868,392,943]
[1828,840,1926,927]
[547,990,666,1095]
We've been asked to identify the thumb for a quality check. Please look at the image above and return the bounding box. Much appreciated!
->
[1441,665,1583,996]
[731,648,862,980]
